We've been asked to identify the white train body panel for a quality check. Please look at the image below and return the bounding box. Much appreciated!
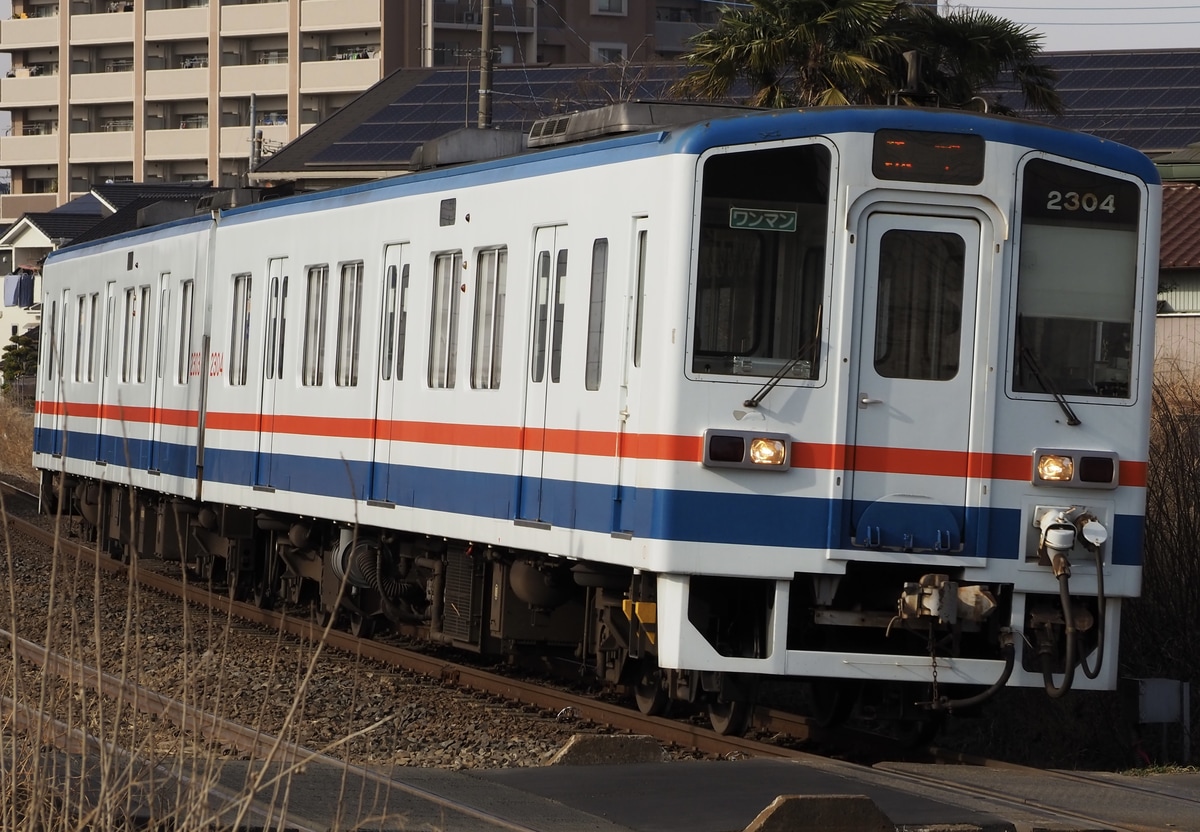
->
[34,107,1161,696]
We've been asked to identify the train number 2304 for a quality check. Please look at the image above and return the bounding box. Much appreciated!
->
[1045,190,1117,213]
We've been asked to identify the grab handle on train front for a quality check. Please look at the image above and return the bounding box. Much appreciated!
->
[859,395,883,408]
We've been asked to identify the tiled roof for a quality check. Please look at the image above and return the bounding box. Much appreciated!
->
[1161,182,1200,269]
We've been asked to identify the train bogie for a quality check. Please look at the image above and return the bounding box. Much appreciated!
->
[34,103,1161,733]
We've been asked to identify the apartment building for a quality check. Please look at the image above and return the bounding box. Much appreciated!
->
[0,0,722,224]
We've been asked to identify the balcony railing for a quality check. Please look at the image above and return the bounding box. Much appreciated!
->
[432,1,533,29]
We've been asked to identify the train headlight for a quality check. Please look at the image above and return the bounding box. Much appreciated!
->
[1037,453,1074,482]
[703,429,791,471]
[1032,448,1119,490]
[749,438,787,466]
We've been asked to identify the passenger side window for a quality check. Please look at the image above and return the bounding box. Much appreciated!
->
[335,261,364,387]
[229,275,252,387]
[471,247,507,390]
[302,265,328,386]
[429,252,461,389]
[585,239,607,390]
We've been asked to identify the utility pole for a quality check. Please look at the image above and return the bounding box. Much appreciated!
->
[477,0,493,128]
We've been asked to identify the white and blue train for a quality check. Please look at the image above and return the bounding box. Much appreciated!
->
[34,103,1161,734]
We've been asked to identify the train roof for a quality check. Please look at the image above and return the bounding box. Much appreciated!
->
[226,106,1159,222]
[46,105,1159,265]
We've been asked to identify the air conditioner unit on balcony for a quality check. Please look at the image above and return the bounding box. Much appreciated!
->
[462,12,481,24]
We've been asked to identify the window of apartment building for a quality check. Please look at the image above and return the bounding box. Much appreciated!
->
[593,0,627,15]
[591,42,626,63]
[335,261,363,387]
[302,265,329,387]
[471,247,507,390]
[428,252,461,389]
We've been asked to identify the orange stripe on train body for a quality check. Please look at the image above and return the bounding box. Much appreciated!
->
[72,407,1149,487]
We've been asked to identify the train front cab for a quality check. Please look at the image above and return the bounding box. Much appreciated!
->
[633,115,1158,733]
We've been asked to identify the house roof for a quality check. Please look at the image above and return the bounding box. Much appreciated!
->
[90,180,216,214]
[1003,49,1200,154]
[253,63,691,179]
[1161,182,1200,269]
[254,49,1200,187]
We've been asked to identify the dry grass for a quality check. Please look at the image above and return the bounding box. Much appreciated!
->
[0,395,36,487]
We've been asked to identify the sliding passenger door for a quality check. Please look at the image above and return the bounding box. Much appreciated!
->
[517,225,567,524]
[255,259,286,488]
[369,244,409,503]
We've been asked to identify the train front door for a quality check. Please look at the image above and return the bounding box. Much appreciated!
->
[369,244,409,503]
[849,213,983,554]
[517,225,567,524]
[255,258,287,488]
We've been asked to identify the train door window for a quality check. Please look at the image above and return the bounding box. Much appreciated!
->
[471,246,507,390]
[381,262,410,382]
[381,264,397,381]
[138,286,151,383]
[44,299,56,381]
[550,249,567,383]
[429,252,461,388]
[633,230,647,368]
[120,287,142,383]
[873,230,965,381]
[691,142,831,380]
[585,238,608,390]
[104,283,115,379]
[531,250,551,382]
[1012,159,1141,399]
[265,275,280,381]
[177,280,194,384]
[336,261,364,387]
[302,265,328,386]
[156,280,170,381]
[229,274,252,387]
[73,294,89,382]
[86,293,98,382]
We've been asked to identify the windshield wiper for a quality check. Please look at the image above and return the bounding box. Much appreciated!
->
[1020,345,1081,427]
[744,306,822,409]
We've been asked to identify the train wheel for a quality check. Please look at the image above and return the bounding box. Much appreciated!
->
[707,697,753,737]
[350,613,376,639]
[633,662,668,716]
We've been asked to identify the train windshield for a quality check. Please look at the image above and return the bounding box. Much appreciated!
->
[691,143,831,380]
[1013,158,1142,400]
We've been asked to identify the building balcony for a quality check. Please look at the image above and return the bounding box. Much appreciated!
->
[219,122,288,159]
[220,0,287,36]
[220,62,287,96]
[145,66,208,100]
[70,9,133,43]
[0,14,58,49]
[71,69,133,103]
[0,73,58,106]
[299,55,380,94]
[654,19,704,53]
[0,194,59,218]
[300,0,380,31]
[432,1,534,30]
[0,133,58,165]
[70,128,134,162]
[146,5,209,39]
[145,127,208,160]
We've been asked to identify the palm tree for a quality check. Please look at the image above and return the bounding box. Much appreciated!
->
[672,0,1061,115]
